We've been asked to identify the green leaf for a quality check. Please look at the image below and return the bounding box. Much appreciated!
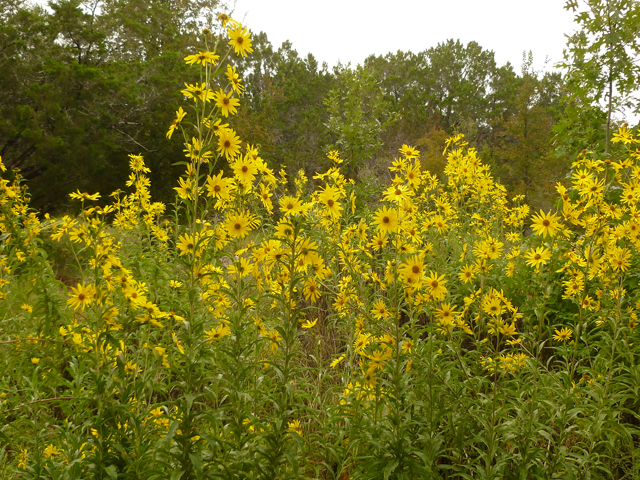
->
[105,465,118,479]
[189,453,203,478]
[170,469,185,480]
[284,450,299,476]
[383,459,399,480]
[157,420,180,448]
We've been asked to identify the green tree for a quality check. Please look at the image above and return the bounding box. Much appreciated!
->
[0,0,223,212]
[324,64,399,178]
[560,0,640,154]
[364,50,431,144]
[235,36,335,175]
[424,40,499,140]
[490,58,566,209]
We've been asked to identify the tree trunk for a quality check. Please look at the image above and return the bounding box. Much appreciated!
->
[9,145,36,170]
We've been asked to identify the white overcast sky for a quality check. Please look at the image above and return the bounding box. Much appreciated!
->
[29,0,577,72]
[229,0,578,73]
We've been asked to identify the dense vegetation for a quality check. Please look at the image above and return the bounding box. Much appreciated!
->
[4,0,619,213]
[2,0,640,479]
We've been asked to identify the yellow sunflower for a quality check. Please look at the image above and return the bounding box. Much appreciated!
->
[214,88,240,117]
[317,185,342,218]
[458,264,476,283]
[204,324,231,342]
[524,246,552,270]
[552,327,572,342]
[232,155,258,184]
[400,255,424,285]
[176,233,197,256]
[425,271,447,300]
[303,277,321,302]
[368,230,388,251]
[531,210,562,238]
[206,172,233,201]
[370,299,389,320]
[374,206,399,234]
[274,220,295,240]
[225,211,258,239]
[217,128,242,160]
[67,283,96,311]
[258,183,273,212]
[184,51,219,66]
[227,25,253,57]
[225,65,244,95]
[279,195,303,216]
[184,137,213,163]
[383,183,410,204]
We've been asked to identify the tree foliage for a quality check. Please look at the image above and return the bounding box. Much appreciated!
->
[490,56,566,208]
[234,36,335,176]
[4,1,631,214]
[324,64,399,178]
[560,0,640,154]
[0,0,221,212]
